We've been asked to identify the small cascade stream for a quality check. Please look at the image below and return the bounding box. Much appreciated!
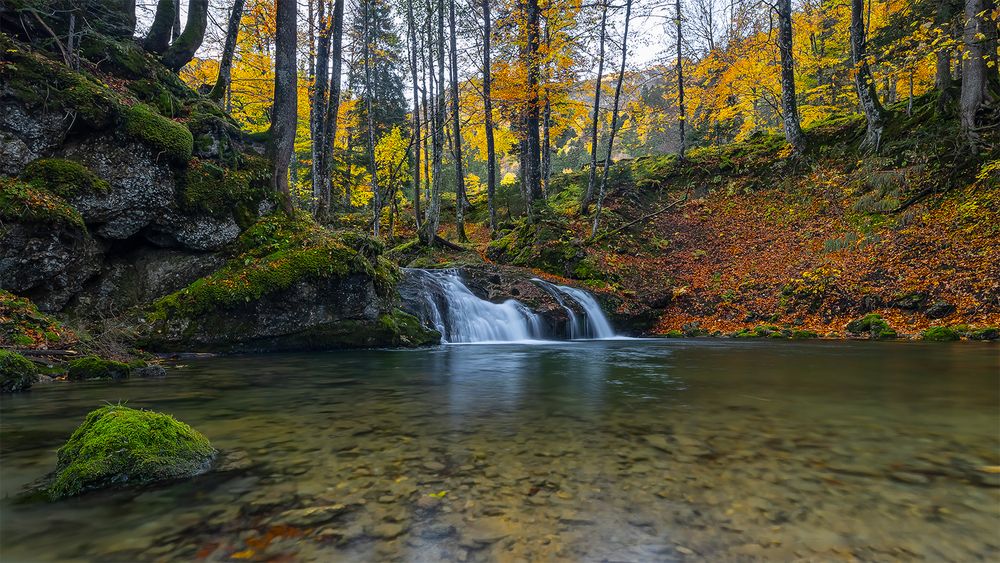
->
[400,269,616,343]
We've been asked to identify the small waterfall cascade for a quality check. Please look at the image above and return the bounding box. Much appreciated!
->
[532,279,616,339]
[400,269,545,343]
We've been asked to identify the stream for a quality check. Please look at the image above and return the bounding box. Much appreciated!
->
[1,339,998,561]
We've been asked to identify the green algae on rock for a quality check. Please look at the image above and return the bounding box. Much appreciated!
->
[66,355,132,381]
[123,103,194,164]
[0,178,86,229]
[0,350,38,393]
[46,405,216,500]
[921,326,961,342]
[20,158,110,199]
[845,314,897,339]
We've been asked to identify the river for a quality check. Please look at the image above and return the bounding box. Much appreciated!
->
[1,339,998,561]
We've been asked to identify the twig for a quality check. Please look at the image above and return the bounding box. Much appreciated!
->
[587,193,689,245]
[27,9,71,66]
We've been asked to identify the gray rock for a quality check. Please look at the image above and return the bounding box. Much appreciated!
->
[135,365,167,378]
[925,301,956,319]
[274,504,350,527]
[0,99,67,174]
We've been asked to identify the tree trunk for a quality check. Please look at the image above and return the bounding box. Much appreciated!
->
[776,0,807,154]
[541,20,551,199]
[448,0,468,242]
[420,0,445,244]
[524,0,543,205]
[591,0,632,237]
[171,0,181,41]
[311,0,331,217]
[143,0,175,54]
[676,0,686,158]
[318,0,345,221]
[482,0,498,233]
[209,0,246,102]
[408,0,422,232]
[850,0,885,151]
[421,26,432,215]
[162,0,209,72]
[362,0,382,237]
[580,0,608,213]
[960,0,993,148]
[270,0,298,216]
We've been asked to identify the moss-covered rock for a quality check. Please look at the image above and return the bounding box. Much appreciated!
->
[663,329,684,338]
[20,158,110,198]
[0,178,85,228]
[180,156,271,219]
[790,329,819,339]
[0,290,77,349]
[66,355,131,381]
[921,326,961,342]
[845,314,897,339]
[0,34,121,130]
[968,327,999,341]
[1,350,38,393]
[123,103,193,164]
[45,405,216,499]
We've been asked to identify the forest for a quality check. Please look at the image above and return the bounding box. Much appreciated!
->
[0,0,999,561]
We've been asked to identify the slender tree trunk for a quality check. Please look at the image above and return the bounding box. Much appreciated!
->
[524,0,543,205]
[420,0,445,244]
[850,0,885,151]
[270,0,298,216]
[362,0,381,237]
[421,27,432,215]
[482,0,498,233]
[318,0,345,220]
[172,0,181,41]
[162,0,209,72]
[541,20,551,199]
[143,0,175,54]
[591,0,632,237]
[209,0,246,102]
[408,0,422,232]
[448,0,468,242]
[311,0,331,216]
[776,0,806,154]
[580,0,608,213]
[960,0,993,148]
[677,0,686,158]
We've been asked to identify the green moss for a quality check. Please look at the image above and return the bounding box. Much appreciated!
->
[1,290,77,350]
[21,159,109,199]
[128,79,182,117]
[180,156,272,217]
[845,314,897,339]
[921,326,961,342]
[377,309,441,347]
[46,405,216,499]
[67,355,131,381]
[663,330,684,338]
[791,329,819,339]
[147,213,398,322]
[1,350,37,393]
[123,103,194,164]
[0,178,85,229]
[0,34,121,129]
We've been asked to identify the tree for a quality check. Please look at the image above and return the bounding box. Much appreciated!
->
[676,0,686,159]
[143,0,175,54]
[524,0,544,204]
[209,0,246,102]
[775,0,806,153]
[311,0,332,216]
[407,0,422,231]
[959,0,996,148]
[270,0,297,216]
[419,0,446,244]
[850,0,886,151]
[592,0,633,237]
[580,0,609,213]
[361,0,382,236]
[481,0,498,233]
[318,0,346,221]
[162,0,209,72]
[448,0,468,242]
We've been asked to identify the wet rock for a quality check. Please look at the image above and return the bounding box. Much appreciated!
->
[215,449,252,472]
[459,517,510,547]
[370,522,408,539]
[925,301,956,319]
[0,221,102,311]
[890,471,931,485]
[135,365,167,378]
[643,434,671,452]
[273,504,349,527]
[423,461,446,472]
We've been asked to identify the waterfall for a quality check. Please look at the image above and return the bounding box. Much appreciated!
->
[400,269,546,343]
[532,279,616,339]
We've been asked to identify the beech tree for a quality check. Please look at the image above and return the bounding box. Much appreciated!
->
[162,0,209,72]
[318,0,346,221]
[481,0,498,232]
[270,0,297,216]
[524,0,543,204]
[959,0,997,148]
[448,0,468,242]
[209,0,246,102]
[774,0,806,153]
[143,0,175,54]
[850,0,885,151]
[580,0,609,213]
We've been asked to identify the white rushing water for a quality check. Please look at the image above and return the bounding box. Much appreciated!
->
[532,278,616,339]
[401,269,616,343]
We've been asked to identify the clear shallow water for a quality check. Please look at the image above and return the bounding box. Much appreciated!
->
[1,339,998,562]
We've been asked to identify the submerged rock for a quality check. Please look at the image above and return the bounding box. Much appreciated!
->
[43,404,216,499]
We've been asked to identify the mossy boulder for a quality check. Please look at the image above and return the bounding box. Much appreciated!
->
[67,355,131,381]
[1,350,38,393]
[968,327,999,341]
[921,326,961,342]
[0,290,77,349]
[45,405,216,499]
[123,103,193,164]
[845,314,897,339]
[0,178,85,229]
[180,156,272,221]
[20,158,110,199]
